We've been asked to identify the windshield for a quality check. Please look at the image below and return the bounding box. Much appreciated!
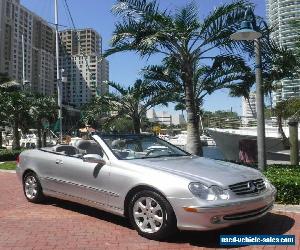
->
[99,134,189,160]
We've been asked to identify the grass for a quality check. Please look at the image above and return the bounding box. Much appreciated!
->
[0,161,17,170]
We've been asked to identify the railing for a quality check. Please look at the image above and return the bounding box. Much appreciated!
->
[202,116,289,129]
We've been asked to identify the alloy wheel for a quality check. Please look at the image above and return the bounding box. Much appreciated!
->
[24,175,38,199]
[133,196,164,233]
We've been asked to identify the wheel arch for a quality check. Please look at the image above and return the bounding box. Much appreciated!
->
[123,184,176,220]
[22,169,37,181]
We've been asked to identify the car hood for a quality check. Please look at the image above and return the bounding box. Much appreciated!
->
[132,156,262,187]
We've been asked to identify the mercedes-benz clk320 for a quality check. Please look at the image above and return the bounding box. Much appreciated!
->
[16,134,276,240]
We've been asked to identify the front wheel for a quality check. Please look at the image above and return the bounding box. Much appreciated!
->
[23,172,45,203]
[128,190,177,240]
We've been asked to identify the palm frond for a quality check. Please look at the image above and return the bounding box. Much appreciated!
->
[199,0,248,50]
[108,81,128,95]
[112,0,160,18]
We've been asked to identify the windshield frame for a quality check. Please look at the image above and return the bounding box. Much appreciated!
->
[97,133,191,160]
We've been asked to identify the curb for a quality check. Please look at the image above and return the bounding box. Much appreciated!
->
[0,169,16,173]
[273,204,300,213]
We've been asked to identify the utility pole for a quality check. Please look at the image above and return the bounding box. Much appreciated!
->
[255,39,266,171]
[22,34,25,91]
[54,0,63,143]
[230,7,266,171]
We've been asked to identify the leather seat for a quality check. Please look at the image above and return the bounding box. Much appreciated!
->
[74,140,103,157]
[54,145,79,155]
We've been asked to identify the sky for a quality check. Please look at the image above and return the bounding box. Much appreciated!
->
[21,0,266,116]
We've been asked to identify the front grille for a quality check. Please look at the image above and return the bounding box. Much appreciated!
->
[229,178,266,196]
[223,204,272,221]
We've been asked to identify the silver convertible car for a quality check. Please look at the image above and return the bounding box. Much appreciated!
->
[17,134,276,240]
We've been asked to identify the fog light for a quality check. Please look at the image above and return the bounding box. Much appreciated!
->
[211,216,221,224]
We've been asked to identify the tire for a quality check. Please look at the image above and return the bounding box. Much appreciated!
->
[128,190,177,240]
[23,172,45,203]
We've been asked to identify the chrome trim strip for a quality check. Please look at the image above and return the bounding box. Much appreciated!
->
[45,188,123,211]
[42,177,119,197]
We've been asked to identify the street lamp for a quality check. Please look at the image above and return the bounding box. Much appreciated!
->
[230,7,266,171]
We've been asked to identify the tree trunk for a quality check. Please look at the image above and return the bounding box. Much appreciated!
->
[37,123,42,148]
[12,119,20,150]
[277,115,289,149]
[42,130,47,147]
[132,116,141,134]
[269,92,275,116]
[196,104,204,135]
[0,131,2,148]
[184,82,203,156]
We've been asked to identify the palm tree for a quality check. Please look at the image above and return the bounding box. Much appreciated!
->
[144,54,250,148]
[105,0,251,155]
[0,91,32,149]
[82,79,170,134]
[228,73,256,117]
[0,73,11,148]
[30,94,58,148]
[274,98,300,148]
[229,41,297,116]
[174,102,185,116]
[81,96,110,130]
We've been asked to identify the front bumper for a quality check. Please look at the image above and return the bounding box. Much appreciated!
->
[168,188,276,231]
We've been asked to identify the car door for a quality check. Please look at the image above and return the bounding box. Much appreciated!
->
[53,154,111,206]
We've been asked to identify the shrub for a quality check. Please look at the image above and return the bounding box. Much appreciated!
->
[0,149,24,161]
[264,165,300,205]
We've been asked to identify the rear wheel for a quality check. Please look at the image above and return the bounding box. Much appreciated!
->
[23,172,45,203]
[128,190,177,240]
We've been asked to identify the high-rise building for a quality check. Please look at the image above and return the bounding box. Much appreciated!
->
[59,29,109,107]
[0,0,55,95]
[267,0,300,103]
[242,92,256,125]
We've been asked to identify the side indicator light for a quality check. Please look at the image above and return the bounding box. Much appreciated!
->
[183,207,198,213]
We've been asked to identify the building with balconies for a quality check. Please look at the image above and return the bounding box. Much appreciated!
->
[0,0,55,95]
[267,0,300,103]
[59,29,109,107]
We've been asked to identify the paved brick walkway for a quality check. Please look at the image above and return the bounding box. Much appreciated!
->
[0,172,299,250]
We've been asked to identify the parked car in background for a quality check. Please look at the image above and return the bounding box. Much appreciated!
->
[17,134,276,240]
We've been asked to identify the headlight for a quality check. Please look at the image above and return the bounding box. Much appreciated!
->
[188,182,229,201]
[263,176,272,189]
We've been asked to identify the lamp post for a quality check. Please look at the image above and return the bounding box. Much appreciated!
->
[230,7,266,171]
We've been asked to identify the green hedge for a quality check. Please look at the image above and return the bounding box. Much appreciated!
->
[264,165,300,205]
[0,149,24,161]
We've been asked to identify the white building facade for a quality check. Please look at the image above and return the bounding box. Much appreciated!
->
[146,109,186,126]
[242,92,257,125]
[59,29,109,107]
[0,0,55,95]
[267,0,300,103]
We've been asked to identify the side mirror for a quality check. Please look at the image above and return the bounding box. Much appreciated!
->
[83,154,106,165]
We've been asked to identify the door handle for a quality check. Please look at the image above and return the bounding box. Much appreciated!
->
[55,159,63,165]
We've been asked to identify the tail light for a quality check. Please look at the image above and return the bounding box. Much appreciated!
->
[16,155,20,164]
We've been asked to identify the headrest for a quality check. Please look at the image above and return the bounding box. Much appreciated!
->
[74,140,92,150]
[111,139,126,148]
